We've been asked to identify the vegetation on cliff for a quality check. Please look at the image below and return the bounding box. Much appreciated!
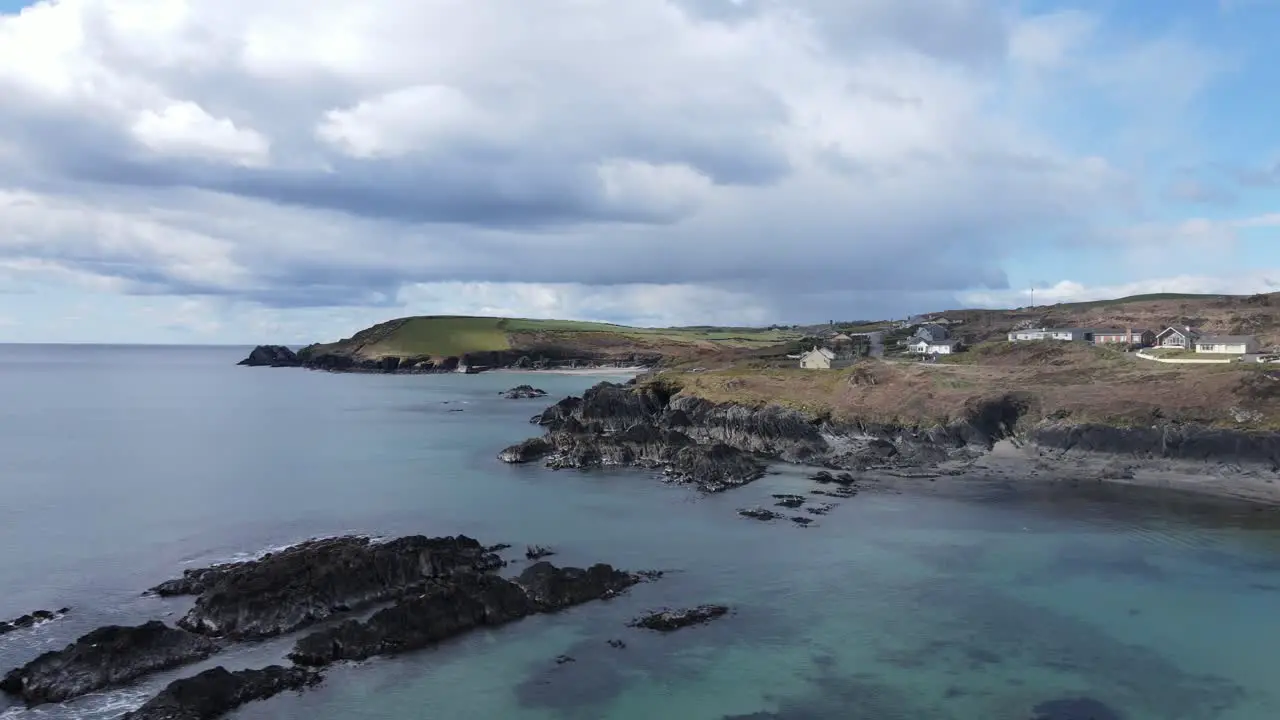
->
[652,341,1280,431]
[291,316,800,368]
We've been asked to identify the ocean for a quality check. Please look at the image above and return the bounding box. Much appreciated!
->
[2,344,1280,719]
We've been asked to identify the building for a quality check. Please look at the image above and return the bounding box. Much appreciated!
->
[1195,335,1260,354]
[1007,328,1095,342]
[798,347,854,370]
[1093,329,1156,347]
[1155,327,1200,349]
[909,338,961,355]
[829,333,854,345]
[914,324,951,343]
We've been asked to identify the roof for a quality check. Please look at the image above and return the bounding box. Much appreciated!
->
[1197,335,1256,344]
[801,347,835,359]
[829,333,853,342]
[1093,329,1152,335]
[1157,326,1200,337]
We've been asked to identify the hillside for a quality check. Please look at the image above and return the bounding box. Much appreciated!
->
[285,316,800,371]
[657,341,1280,430]
[914,293,1280,348]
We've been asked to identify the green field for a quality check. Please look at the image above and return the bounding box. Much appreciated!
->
[311,316,801,360]
[1043,293,1229,310]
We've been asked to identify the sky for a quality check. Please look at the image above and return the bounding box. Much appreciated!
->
[0,0,1278,344]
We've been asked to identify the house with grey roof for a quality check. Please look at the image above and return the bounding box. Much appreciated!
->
[914,324,951,343]
[1155,326,1200,349]
[1194,335,1260,354]
[1006,328,1094,342]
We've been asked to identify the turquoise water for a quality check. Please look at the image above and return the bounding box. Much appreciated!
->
[1,345,1279,719]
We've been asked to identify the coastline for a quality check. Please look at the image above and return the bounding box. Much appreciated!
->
[488,366,648,377]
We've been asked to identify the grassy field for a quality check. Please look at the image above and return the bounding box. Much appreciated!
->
[655,341,1280,429]
[307,316,801,360]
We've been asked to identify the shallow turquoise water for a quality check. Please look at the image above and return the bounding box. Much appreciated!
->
[1,345,1279,719]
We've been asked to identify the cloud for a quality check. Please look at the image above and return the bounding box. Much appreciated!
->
[1163,175,1236,205]
[960,273,1280,308]
[0,0,1243,341]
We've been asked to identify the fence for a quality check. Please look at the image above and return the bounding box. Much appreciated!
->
[1135,351,1233,365]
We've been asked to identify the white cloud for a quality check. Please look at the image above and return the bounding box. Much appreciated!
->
[131,101,270,166]
[0,0,1244,341]
[960,273,1280,308]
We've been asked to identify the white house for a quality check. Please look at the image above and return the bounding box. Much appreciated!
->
[1194,335,1260,354]
[1007,328,1094,342]
[910,338,960,355]
[799,347,837,369]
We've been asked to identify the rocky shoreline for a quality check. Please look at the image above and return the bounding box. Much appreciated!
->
[237,345,656,375]
[1,534,656,716]
[499,380,1280,504]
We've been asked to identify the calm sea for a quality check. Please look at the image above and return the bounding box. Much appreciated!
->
[2,345,1280,720]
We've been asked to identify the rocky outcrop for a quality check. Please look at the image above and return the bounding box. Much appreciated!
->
[502,385,548,399]
[628,605,729,631]
[240,344,658,374]
[0,622,220,706]
[503,381,1007,492]
[122,665,322,720]
[0,608,69,636]
[497,437,553,464]
[236,346,300,367]
[289,562,639,666]
[151,535,502,639]
[1029,422,1280,468]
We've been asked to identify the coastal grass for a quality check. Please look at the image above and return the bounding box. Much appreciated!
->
[656,353,1280,430]
[315,316,801,360]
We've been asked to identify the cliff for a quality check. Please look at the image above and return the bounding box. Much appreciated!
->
[499,365,1280,498]
[238,316,797,373]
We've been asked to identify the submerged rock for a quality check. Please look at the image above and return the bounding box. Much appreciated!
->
[772,494,806,509]
[0,608,69,636]
[628,605,729,632]
[737,507,784,522]
[0,621,220,706]
[122,665,322,720]
[154,535,502,639]
[502,385,548,399]
[289,562,640,666]
[805,503,837,516]
[1030,697,1123,720]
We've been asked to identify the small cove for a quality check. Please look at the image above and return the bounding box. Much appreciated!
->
[1,345,1279,719]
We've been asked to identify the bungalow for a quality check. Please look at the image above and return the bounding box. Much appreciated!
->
[915,324,951,343]
[799,347,854,370]
[1007,328,1094,342]
[1093,329,1156,347]
[1195,335,1260,354]
[1155,327,1200,349]
[909,338,961,355]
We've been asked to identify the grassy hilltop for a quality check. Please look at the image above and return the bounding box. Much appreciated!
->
[299,316,801,364]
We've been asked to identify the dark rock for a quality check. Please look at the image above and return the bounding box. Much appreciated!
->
[156,535,502,639]
[525,545,555,560]
[664,443,766,492]
[554,655,575,665]
[516,561,639,611]
[607,639,627,649]
[236,345,300,367]
[289,563,639,666]
[502,385,548,400]
[805,503,837,515]
[0,608,69,636]
[628,605,729,632]
[121,665,322,720]
[498,437,554,464]
[1,621,220,706]
[1030,697,1123,720]
[790,516,814,526]
[772,494,806,509]
[737,507,784,521]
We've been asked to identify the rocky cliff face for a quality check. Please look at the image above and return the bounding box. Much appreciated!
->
[502,381,1277,486]
[238,345,659,374]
